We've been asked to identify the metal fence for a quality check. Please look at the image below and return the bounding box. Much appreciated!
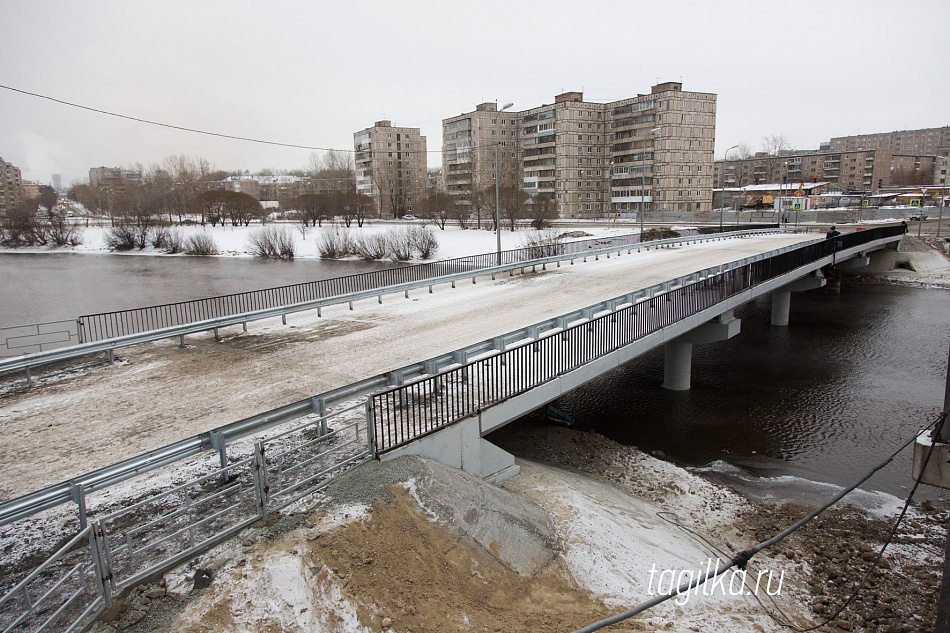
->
[0,224,899,633]
[0,321,81,357]
[370,224,905,452]
[0,402,373,633]
[74,226,776,343]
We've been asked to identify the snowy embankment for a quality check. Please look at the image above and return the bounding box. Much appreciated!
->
[0,222,639,261]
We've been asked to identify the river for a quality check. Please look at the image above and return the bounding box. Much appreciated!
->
[493,283,950,505]
[0,253,390,327]
[3,253,948,504]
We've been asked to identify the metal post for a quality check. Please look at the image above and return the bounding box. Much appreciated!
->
[938,343,950,631]
[365,398,377,458]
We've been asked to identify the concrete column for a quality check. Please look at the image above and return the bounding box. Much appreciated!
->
[662,340,693,391]
[661,311,741,391]
[770,274,828,327]
[771,289,792,327]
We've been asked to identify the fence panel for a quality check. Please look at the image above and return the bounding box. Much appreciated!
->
[0,526,106,633]
[98,454,264,591]
[0,321,81,359]
[260,402,373,512]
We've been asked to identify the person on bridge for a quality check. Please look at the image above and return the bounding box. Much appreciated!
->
[826,225,841,240]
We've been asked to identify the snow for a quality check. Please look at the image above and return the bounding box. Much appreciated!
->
[0,221,640,262]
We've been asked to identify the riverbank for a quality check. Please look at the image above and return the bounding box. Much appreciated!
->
[87,430,944,633]
[0,222,630,261]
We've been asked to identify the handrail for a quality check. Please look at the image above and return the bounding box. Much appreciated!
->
[369,224,906,452]
[0,224,903,528]
[0,227,785,378]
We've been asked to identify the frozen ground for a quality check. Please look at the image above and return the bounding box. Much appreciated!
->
[0,233,817,501]
[0,221,641,261]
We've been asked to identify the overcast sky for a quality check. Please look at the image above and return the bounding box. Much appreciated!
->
[1,0,948,185]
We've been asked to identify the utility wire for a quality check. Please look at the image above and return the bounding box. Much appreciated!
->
[572,411,946,633]
[0,83,521,156]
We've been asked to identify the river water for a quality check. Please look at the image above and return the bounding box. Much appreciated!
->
[501,283,950,505]
[3,253,948,504]
[0,253,390,327]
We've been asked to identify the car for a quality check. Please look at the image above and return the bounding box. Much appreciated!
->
[910,213,928,221]
[402,214,417,221]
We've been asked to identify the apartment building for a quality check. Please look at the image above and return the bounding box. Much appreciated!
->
[613,82,717,216]
[829,126,950,156]
[442,82,717,220]
[354,121,427,219]
[89,166,143,189]
[1,156,23,214]
[715,149,940,193]
[442,102,522,216]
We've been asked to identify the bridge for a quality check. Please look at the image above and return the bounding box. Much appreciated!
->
[0,225,905,633]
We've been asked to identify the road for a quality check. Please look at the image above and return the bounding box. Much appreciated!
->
[0,233,816,500]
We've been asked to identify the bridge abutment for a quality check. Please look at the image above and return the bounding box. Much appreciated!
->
[662,311,741,391]
[770,273,827,326]
[380,416,520,484]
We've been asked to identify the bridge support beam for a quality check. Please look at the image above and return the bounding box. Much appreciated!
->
[770,273,827,326]
[662,311,741,391]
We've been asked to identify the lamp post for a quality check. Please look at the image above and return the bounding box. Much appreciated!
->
[639,127,662,240]
[494,102,514,265]
[721,145,740,233]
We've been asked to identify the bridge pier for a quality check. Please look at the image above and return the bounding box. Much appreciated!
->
[662,311,741,391]
[770,273,827,326]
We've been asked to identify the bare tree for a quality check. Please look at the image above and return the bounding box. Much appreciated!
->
[193,190,229,226]
[470,184,496,231]
[528,194,556,229]
[736,143,754,159]
[292,194,333,238]
[224,191,264,226]
[499,185,528,231]
[339,192,375,227]
[762,135,792,156]
[421,192,455,230]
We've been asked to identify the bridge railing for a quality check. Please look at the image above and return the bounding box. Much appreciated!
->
[0,224,902,633]
[370,225,905,451]
[1,225,780,358]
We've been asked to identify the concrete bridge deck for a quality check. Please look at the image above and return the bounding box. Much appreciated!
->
[0,233,820,501]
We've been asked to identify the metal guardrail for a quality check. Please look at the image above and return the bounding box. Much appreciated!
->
[0,225,900,529]
[0,320,81,357]
[0,224,903,633]
[370,227,902,449]
[1,403,373,633]
[0,226,783,380]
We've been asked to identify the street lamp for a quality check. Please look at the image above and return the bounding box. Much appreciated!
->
[721,145,740,232]
[494,102,514,265]
[639,127,662,240]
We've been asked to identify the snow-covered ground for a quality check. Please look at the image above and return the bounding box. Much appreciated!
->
[0,222,642,261]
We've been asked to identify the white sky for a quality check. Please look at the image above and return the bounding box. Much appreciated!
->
[1,0,948,185]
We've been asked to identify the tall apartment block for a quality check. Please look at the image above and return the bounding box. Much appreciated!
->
[442,82,716,219]
[442,103,522,216]
[829,126,950,156]
[354,121,427,219]
[1,156,24,215]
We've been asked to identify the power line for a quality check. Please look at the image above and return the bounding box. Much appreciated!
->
[0,83,488,156]
[0,83,354,153]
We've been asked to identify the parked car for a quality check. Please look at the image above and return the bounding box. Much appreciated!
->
[402,214,417,220]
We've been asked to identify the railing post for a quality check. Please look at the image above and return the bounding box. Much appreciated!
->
[91,522,114,609]
[70,482,88,530]
[365,398,377,458]
[210,431,229,483]
[253,440,269,519]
